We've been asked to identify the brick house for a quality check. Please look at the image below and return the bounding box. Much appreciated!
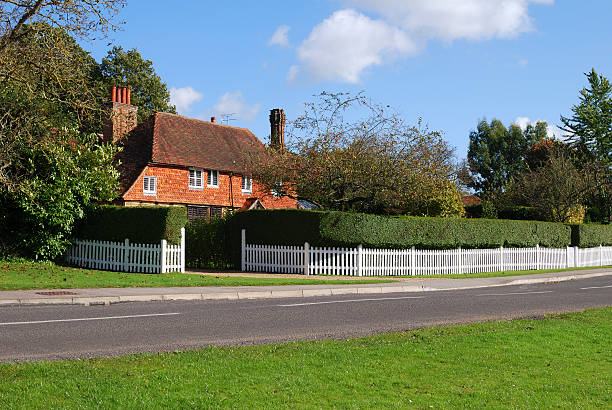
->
[104,86,297,220]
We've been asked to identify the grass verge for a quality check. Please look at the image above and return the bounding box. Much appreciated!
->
[1,308,611,408]
[0,261,392,291]
[403,265,612,279]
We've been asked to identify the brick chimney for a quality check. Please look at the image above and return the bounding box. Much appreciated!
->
[269,108,286,149]
[102,85,138,143]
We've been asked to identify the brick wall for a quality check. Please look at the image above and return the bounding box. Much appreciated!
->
[123,164,297,209]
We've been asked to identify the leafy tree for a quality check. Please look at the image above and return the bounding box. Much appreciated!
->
[248,92,463,217]
[561,69,612,162]
[466,119,546,196]
[94,46,176,122]
[504,146,604,223]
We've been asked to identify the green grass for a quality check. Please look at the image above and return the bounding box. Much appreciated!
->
[0,261,392,291]
[1,308,611,408]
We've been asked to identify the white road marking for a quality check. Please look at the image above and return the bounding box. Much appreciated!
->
[580,284,612,290]
[477,291,554,297]
[277,296,425,307]
[0,312,180,326]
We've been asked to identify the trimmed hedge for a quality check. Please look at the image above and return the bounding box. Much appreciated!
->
[227,209,572,266]
[74,206,187,245]
[185,217,233,269]
[571,224,612,248]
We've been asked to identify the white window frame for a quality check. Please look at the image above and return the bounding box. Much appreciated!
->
[143,176,157,196]
[207,169,219,188]
[189,168,203,190]
[241,176,252,194]
[271,180,283,198]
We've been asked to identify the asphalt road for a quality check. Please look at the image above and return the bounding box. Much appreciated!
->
[0,276,611,362]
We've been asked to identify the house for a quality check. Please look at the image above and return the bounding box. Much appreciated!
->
[103,85,298,220]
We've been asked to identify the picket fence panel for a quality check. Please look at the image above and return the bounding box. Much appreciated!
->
[65,228,185,274]
[241,229,611,276]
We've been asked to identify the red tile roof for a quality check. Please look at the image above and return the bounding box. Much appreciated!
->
[461,195,481,206]
[116,112,266,195]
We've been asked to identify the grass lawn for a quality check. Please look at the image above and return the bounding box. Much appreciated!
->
[404,265,612,280]
[0,261,393,291]
[0,308,610,408]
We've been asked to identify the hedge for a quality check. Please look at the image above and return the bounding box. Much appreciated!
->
[185,217,233,269]
[74,206,187,245]
[571,224,612,248]
[227,209,573,266]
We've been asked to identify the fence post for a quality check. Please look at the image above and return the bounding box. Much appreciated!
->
[410,247,415,276]
[304,242,310,275]
[536,244,540,270]
[574,246,579,268]
[241,229,246,271]
[599,244,603,267]
[499,246,504,272]
[566,246,571,268]
[123,238,129,272]
[160,239,167,274]
[357,244,363,277]
[180,227,186,273]
[458,247,463,275]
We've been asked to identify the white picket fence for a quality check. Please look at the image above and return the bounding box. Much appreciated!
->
[240,229,612,276]
[65,228,185,274]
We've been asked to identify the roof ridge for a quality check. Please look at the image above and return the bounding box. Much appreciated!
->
[155,111,255,133]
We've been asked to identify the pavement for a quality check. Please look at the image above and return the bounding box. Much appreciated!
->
[1,268,611,307]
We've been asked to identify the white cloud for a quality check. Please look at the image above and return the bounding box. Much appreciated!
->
[293,9,418,83]
[169,86,203,113]
[344,0,554,41]
[206,91,261,122]
[514,116,566,139]
[268,25,291,47]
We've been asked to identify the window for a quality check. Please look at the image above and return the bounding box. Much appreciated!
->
[189,168,203,189]
[207,169,219,187]
[187,205,209,221]
[241,176,252,193]
[143,176,157,196]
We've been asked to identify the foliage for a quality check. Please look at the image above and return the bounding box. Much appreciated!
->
[74,206,187,245]
[185,217,232,269]
[94,46,177,123]
[247,92,463,217]
[0,129,120,259]
[504,146,604,223]
[227,209,572,265]
[561,68,612,163]
[571,223,612,248]
[466,119,546,196]
[497,206,542,221]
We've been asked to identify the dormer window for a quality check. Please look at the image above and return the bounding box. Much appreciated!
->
[189,168,203,190]
[143,176,157,196]
[241,176,252,194]
[207,169,219,188]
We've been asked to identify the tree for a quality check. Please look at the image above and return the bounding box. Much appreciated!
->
[504,146,604,223]
[248,92,464,217]
[561,68,612,163]
[94,46,176,122]
[466,119,546,196]
[0,2,124,258]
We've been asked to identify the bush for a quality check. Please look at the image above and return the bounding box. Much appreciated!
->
[571,223,612,248]
[74,206,187,245]
[185,217,233,269]
[498,206,541,221]
[464,204,483,218]
[227,209,573,266]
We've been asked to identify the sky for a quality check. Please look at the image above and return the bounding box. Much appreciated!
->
[84,0,612,159]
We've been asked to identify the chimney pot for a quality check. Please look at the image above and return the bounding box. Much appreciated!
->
[126,86,131,105]
[270,108,286,149]
[211,116,216,124]
[110,85,117,102]
[121,87,127,104]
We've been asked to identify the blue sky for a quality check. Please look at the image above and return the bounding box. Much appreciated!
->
[85,0,612,159]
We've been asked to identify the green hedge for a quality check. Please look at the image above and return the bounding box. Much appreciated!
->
[74,206,187,245]
[185,217,233,269]
[571,224,612,248]
[227,209,573,266]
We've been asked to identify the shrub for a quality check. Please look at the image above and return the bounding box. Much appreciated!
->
[497,206,541,221]
[185,217,233,269]
[571,223,612,248]
[227,209,572,266]
[74,206,187,245]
